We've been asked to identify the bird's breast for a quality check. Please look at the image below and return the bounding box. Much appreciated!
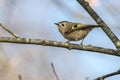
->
[64,29,91,41]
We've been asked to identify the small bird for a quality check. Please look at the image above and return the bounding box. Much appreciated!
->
[55,21,101,44]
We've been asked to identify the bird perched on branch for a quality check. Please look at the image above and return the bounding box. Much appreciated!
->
[55,21,102,44]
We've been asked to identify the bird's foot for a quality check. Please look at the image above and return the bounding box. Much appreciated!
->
[87,44,92,47]
[80,42,83,45]
[65,41,70,43]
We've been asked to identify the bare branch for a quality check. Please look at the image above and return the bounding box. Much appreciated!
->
[0,23,21,39]
[0,37,119,56]
[77,0,120,50]
[95,69,120,80]
[51,62,60,80]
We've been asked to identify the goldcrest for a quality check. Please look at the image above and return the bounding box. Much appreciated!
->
[55,21,101,44]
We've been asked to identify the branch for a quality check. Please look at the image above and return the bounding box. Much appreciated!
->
[0,23,21,38]
[51,62,60,80]
[0,37,119,56]
[18,74,22,80]
[95,69,120,80]
[77,0,120,50]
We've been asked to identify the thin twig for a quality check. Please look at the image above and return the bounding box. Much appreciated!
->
[51,62,60,80]
[77,0,120,50]
[18,74,22,80]
[95,69,120,80]
[0,23,21,39]
[0,37,119,56]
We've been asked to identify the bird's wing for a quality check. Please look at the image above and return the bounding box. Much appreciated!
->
[65,24,101,34]
[74,24,100,30]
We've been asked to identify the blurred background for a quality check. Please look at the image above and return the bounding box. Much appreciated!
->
[0,0,120,80]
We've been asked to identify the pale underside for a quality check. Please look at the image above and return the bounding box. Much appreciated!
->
[64,29,91,41]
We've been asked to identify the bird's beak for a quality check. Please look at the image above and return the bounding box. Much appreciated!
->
[54,23,59,25]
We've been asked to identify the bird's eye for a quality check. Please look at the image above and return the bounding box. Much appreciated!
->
[61,24,64,27]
